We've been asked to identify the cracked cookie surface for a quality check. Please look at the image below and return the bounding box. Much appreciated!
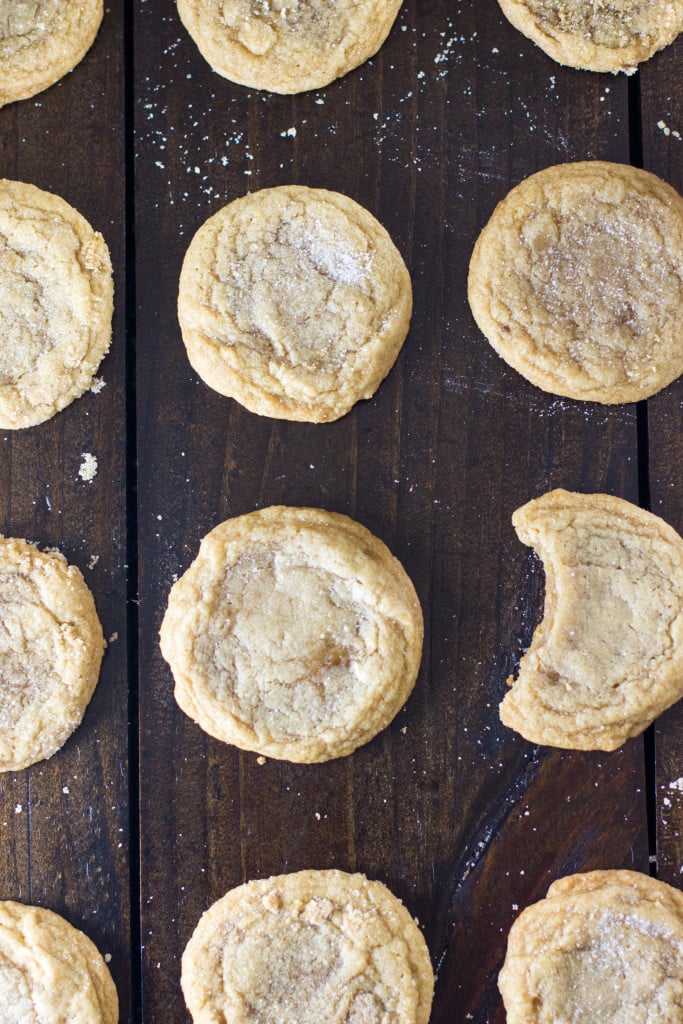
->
[500,490,683,750]
[496,0,683,73]
[499,870,683,1023]
[0,900,117,1023]
[181,870,434,1024]
[0,537,105,772]
[177,185,412,422]
[468,162,683,404]
[160,506,423,762]
[0,179,113,429]
[177,0,403,93]
[0,0,103,106]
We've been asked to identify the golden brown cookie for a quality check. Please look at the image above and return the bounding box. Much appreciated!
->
[499,870,683,1023]
[468,162,683,404]
[182,870,434,1024]
[496,0,683,74]
[500,490,683,750]
[0,900,118,1023]
[0,1,103,107]
[0,537,105,772]
[177,185,412,422]
[176,0,403,93]
[0,179,113,429]
[160,506,423,762]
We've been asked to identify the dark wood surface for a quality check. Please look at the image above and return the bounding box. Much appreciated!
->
[0,0,680,1021]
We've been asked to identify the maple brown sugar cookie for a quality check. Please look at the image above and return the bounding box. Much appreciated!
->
[177,185,412,422]
[177,0,403,93]
[0,0,103,107]
[468,162,683,404]
[499,870,683,1024]
[160,506,423,762]
[0,900,118,1023]
[0,179,113,429]
[0,538,105,772]
[181,870,434,1024]
[496,0,683,74]
[500,490,683,750]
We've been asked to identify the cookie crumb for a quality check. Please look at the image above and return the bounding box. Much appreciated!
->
[88,554,100,570]
[78,453,98,483]
[256,755,266,765]
[62,786,70,794]
[280,126,297,137]
[90,377,106,394]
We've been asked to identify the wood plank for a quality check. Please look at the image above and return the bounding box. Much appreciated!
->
[135,2,649,1022]
[638,38,683,889]
[0,2,131,1019]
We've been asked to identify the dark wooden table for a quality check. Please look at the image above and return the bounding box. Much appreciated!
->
[0,0,681,1020]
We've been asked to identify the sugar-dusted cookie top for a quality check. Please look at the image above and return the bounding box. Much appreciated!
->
[177,0,403,93]
[177,185,412,422]
[499,870,683,1023]
[0,179,113,429]
[182,870,434,1024]
[500,490,683,750]
[0,1,103,107]
[0,901,118,1022]
[0,537,105,772]
[468,162,683,404]
[497,0,683,73]
[160,506,423,762]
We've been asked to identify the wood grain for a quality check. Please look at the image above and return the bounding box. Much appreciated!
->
[0,1,130,1019]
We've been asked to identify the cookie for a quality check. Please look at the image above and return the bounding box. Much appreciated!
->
[0,179,113,429]
[181,870,434,1024]
[177,0,402,94]
[468,162,683,404]
[177,185,412,422]
[496,0,683,74]
[500,490,683,750]
[0,537,105,772]
[0,900,117,1023]
[160,506,423,762]
[499,870,683,1023]
[0,1,103,107]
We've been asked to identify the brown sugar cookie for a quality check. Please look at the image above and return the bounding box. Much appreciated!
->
[499,870,683,1023]
[0,537,105,772]
[176,0,403,94]
[500,490,683,750]
[0,1,103,107]
[496,0,683,74]
[0,900,118,1023]
[0,179,113,429]
[181,870,434,1024]
[160,506,423,763]
[177,185,412,423]
[468,162,683,404]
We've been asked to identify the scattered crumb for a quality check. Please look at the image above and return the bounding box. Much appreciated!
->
[88,554,100,570]
[256,756,266,765]
[14,804,22,814]
[90,377,106,394]
[315,812,321,820]
[78,453,98,483]
[657,119,681,139]
[104,953,112,963]
[62,786,70,795]
[280,126,296,137]
[400,725,408,734]
[108,632,119,644]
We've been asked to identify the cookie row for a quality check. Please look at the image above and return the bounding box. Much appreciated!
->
[5,864,683,1024]
[2,0,682,107]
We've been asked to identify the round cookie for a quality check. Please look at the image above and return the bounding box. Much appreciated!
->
[0,900,117,1023]
[500,490,683,751]
[160,506,423,762]
[0,178,113,429]
[0,537,105,772]
[0,1,103,107]
[182,870,434,1024]
[468,162,683,404]
[499,870,683,1023]
[176,0,403,94]
[496,0,683,74]
[177,185,412,423]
